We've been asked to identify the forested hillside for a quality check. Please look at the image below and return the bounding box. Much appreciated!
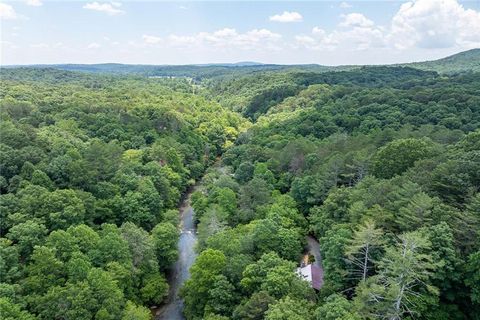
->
[402,48,480,74]
[0,68,248,319]
[182,67,480,320]
[1,50,479,320]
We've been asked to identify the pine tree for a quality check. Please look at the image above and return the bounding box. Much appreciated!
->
[345,219,384,282]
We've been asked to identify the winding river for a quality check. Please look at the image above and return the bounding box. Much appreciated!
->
[154,187,199,320]
[153,164,323,319]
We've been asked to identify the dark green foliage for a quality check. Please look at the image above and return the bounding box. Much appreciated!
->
[372,138,435,178]
[0,69,246,319]
[3,60,480,320]
[185,66,480,320]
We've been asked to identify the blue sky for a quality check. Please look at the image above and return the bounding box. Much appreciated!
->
[1,0,479,65]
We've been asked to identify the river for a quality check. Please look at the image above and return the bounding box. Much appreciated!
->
[153,165,323,319]
[154,187,199,320]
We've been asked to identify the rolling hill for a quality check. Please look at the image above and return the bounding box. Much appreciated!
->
[402,48,480,74]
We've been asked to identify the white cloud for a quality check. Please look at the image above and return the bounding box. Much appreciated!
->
[26,0,43,7]
[269,11,303,23]
[142,34,162,44]
[87,42,101,49]
[0,3,19,20]
[389,0,480,49]
[83,2,125,16]
[340,13,374,28]
[296,13,385,51]
[144,28,282,51]
[340,2,352,9]
[168,34,197,46]
[296,0,479,53]
[295,27,339,51]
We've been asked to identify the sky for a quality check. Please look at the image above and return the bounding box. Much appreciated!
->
[1,0,480,65]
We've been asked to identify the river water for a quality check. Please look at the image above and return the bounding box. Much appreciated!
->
[154,190,198,320]
[153,164,323,319]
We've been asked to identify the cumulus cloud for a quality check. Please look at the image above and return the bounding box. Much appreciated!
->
[144,28,282,51]
[0,3,19,20]
[26,0,43,6]
[389,0,480,49]
[296,0,480,52]
[269,11,303,22]
[340,2,352,9]
[296,13,385,52]
[340,13,374,28]
[83,2,125,16]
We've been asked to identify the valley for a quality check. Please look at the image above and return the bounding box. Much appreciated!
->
[1,49,480,320]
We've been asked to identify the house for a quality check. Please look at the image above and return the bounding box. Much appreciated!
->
[296,263,324,290]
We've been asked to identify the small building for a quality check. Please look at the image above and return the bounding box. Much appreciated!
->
[296,264,324,290]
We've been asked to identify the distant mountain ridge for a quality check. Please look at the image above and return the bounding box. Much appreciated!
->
[2,48,478,77]
[401,48,480,74]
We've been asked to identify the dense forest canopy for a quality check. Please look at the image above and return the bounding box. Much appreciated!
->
[0,69,248,319]
[1,48,479,320]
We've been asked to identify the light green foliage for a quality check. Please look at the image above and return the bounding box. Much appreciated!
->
[254,162,276,186]
[191,191,209,221]
[121,301,152,320]
[0,298,36,320]
[197,205,229,249]
[240,252,313,301]
[210,187,237,216]
[2,61,480,320]
[345,219,384,281]
[139,273,169,305]
[265,296,314,320]
[181,249,227,319]
[315,294,361,320]
[369,232,438,320]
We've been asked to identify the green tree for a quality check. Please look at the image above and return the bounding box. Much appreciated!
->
[121,301,152,320]
[151,222,179,271]
[319,225,352,295]
[181,249,227,319]
[0,298,36,320]
[232,291,276,320]
[265,296,314,320]
[36,282,95,320]
[6,220,47,258]
[315,294,361,320]
[372,138,434,179]
[345,219,384,281]
[466,251,480,304]
[86,268,125,319]
[139,272,169,305]
[205,275,239,316]
[376,232,437,320]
